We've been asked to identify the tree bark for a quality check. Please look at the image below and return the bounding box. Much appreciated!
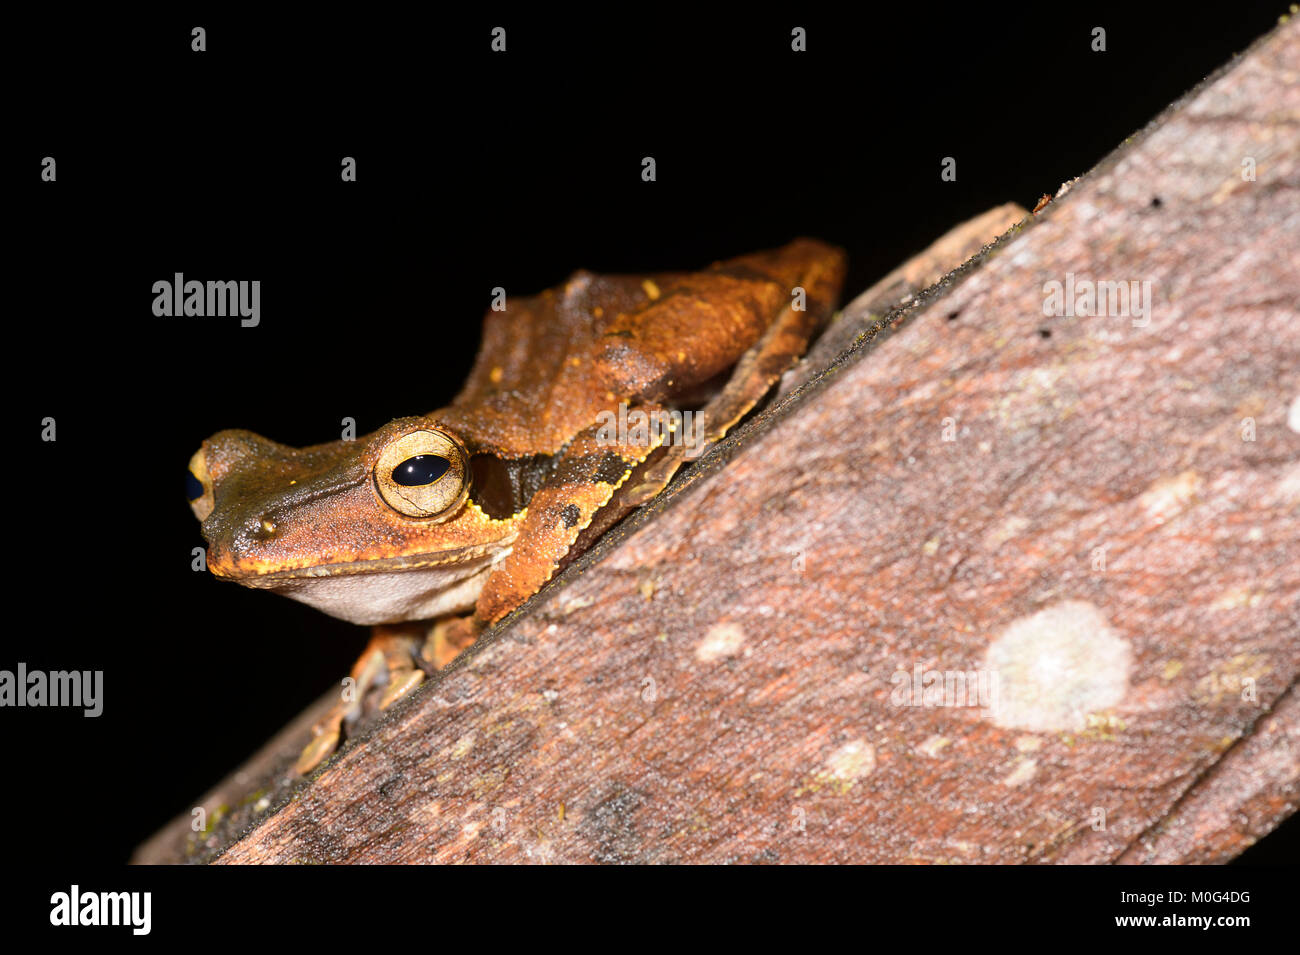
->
[136,17,1300,865]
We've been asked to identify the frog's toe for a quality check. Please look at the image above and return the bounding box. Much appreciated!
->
[422,616,479,670]
[378,667,424,709]
[293,626,424,775]
[295,725,341,775]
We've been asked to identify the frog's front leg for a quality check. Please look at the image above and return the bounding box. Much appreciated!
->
[295,623,427,774]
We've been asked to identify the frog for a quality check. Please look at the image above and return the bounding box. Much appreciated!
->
[186,238,847,773]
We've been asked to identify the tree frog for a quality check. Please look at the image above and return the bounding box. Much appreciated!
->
[186,239,847,772]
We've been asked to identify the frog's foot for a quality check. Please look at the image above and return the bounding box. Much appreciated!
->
[421,615,481,670]
[294,624,427,775]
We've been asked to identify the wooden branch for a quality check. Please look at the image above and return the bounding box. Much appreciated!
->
[136,18,1300,865]
[778,202,1028,397]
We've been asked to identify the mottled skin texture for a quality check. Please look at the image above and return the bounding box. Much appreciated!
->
[188,239,847,772]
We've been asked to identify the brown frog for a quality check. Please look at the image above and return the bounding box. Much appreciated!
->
[186,238,847,772]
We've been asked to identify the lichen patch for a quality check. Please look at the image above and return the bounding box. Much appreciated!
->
[1139,470,1202,523]
[1003,758,1038,787]
[983,600,1132,732]
[918,735,950,757]
[817,740,877,793]
[696,622,746,662]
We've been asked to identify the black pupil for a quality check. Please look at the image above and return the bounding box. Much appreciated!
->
[185,470,205,501]
[393,455,450,487]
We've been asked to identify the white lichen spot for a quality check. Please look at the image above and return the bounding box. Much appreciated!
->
[412,801,444,827]
[922,537,941,555]
[1212,586,1263,610]
[562,595,593,614]
[823,740,877,787]
[1277,463,1300,504]
[1289,394,1300,433]
[983,514,1030,550]
[696,622,746,662]
[1139,470,1202,523]
[450,731,476,760]
[983,600,1132,732]
[1014,735,1043,753]
[453,818,483,848]
[918,735,950,757]
[1003,758,1038,787]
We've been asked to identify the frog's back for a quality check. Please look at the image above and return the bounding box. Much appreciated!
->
[437,239,845,457]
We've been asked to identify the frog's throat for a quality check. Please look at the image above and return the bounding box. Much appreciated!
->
[227,546,512,626]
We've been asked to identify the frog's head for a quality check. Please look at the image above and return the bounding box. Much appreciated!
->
[186,416,524,625]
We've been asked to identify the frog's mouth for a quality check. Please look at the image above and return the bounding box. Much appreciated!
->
[225,548,510,626]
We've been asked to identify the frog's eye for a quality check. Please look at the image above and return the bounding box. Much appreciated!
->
[374,428,470,520]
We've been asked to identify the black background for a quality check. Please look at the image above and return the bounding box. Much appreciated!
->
[9,3,1296,878]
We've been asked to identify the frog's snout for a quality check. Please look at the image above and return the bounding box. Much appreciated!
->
[187,428,293,528]
[186,447,216,521]
[185,443,275,579]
